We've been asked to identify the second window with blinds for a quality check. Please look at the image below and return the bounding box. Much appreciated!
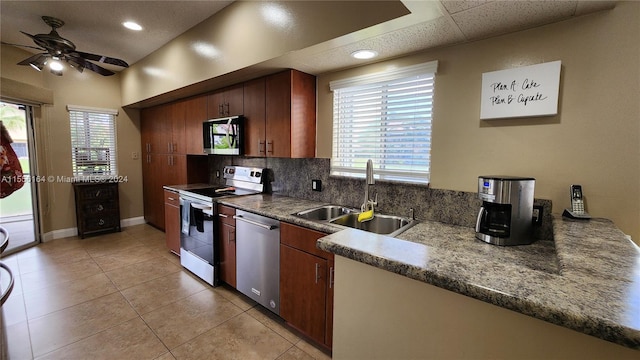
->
[330,61,437,184]
[68,105,118,180]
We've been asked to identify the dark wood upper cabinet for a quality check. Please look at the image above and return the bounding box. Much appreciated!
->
[265,69,316,158]
[208,84,244,118]
[243,77,267,157]
[183,95,208,155]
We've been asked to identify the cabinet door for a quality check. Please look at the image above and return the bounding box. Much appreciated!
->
[184,95,208,155]
[207,84,244,118]
[219,222,236,287]
[289,70,317,158]
[225,84,244,116]
[142,153,160,227]
[207,91,225,118]
[326,257,334,348]
[169,100,186,154]
[243,78,266,157]
[265,71,292,157]
[164,190,180,255]
[280,244,327,345]
[143,154,186,230]
[165,154,187,187]
[218,204,237,287]
[142,104,172,154]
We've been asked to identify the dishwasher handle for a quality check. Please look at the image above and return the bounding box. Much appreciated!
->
[233,215,278,230]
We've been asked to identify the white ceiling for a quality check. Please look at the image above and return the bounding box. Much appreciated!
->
[1,1,617,77]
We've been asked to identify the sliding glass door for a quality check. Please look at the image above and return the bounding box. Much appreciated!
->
[0,101,40,254]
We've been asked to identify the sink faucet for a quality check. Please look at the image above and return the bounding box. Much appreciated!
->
[362,159,378,212]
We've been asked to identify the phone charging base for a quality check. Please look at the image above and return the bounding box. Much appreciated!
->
[562,209,591,220]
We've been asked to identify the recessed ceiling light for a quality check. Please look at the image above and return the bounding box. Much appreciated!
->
[351,50,378,60]
[123,21,143,31]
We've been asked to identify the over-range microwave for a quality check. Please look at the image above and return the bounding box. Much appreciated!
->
[203,116,244,155]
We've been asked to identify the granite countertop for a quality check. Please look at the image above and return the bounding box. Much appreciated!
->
[216,194,639,350]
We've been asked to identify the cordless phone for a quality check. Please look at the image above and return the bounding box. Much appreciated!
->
[570,185,585,213]
[562,184,591,219]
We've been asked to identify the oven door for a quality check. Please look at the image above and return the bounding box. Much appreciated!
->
[179,196,217,286]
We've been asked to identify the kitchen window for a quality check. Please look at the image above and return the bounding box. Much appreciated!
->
[330,60,437,184]
[68,105,118,179]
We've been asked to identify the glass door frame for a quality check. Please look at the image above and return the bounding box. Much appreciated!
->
[1,101,42,255]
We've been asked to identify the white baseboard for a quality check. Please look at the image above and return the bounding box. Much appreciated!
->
[121,216,146,228]
[42,227,76,242]
[41,216,147,242]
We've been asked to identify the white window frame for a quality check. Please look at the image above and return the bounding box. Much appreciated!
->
[330,61,438,184]
[67,105,118,180]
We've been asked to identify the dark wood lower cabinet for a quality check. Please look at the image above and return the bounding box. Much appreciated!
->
[280,222,333,349]
[218,204,236,287]
[164,189,180,255]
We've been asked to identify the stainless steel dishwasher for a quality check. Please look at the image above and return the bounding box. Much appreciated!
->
[234,209,280,315]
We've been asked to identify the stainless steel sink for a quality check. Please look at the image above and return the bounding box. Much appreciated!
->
[293,205,416,237]
[293,205,357,221]
[330,213,416,237]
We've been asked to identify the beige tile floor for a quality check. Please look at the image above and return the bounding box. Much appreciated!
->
[0,224,332,360]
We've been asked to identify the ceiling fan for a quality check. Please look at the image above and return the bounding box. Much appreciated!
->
[2,16,129,76]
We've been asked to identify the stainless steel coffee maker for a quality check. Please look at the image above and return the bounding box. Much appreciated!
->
[475,176,535,246]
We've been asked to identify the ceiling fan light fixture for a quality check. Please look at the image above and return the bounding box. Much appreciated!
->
[14,16,129,76]
[123,21,143,31]
[351,50,378,60]
[49,59,64,71]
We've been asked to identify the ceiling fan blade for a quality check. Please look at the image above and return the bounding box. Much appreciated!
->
[20,31,38,40]
[16,53,48,66]
[65,54,115,76]
[75,51,129,68]
[1,41,46,51]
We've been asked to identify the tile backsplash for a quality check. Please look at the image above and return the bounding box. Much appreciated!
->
[208,156,553,240]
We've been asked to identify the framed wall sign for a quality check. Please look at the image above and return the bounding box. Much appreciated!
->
[480,60,561,120]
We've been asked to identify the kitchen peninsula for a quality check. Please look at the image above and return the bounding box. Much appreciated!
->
[217,194,640,359]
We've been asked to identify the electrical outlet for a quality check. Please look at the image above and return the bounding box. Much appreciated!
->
[131,151,139,160]
[312,179,322,192]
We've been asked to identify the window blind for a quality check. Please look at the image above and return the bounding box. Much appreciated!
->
[68,106,118,179]
[330,61,437,184]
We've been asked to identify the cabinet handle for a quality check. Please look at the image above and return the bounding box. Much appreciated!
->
[218,213,228,218]
[167,197,175,201]
[225,103,230,115]
[97,204,104,211]
[267,141,274,154]
[98,219,105,226]
[259,140,266,154]
[315,263,320,284]
[230,229,235,243]
[219,104,223,116]
[173,143,177,153]
[329,266,334,289]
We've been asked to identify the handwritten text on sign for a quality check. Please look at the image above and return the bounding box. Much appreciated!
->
[480,60,561,119]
